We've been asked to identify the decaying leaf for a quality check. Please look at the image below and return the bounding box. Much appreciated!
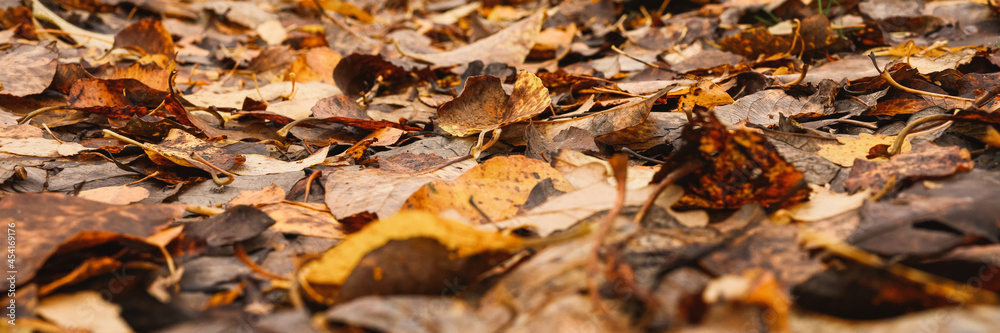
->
[505,85,672,145]
[655,108,810,210]
[36,291,133,333]
[848,170,1000,256]
[231,146,329,176]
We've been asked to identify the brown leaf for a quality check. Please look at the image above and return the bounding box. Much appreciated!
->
[185,205,275,246]
[323,156,476,219]
[0,41,58,97]
[848,169,1000,256]
[333,54,417,98]
[504,85,671,145]
[312,94,369,119]
[845,143,974,193]
[122,128,244,175]
[397,11,545,71]
[712,89,827,127]
[113,19,176,59]
[0,193,185,282]
[437,71,551,137]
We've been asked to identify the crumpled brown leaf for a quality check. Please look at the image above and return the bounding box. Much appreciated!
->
[437,71,551,137]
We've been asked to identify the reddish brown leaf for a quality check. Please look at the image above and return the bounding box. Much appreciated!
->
[845,143,974,193]
[0,193,184,282]
[655,108,809,209]
[113,19,176,58]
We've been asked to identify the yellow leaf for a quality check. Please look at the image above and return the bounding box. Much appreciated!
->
[304,211,523,286]
[815,133,911,167]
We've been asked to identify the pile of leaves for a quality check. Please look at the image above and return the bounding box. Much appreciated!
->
[2,0,1000,331]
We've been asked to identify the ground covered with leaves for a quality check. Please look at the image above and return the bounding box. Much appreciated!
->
[2,0,1000,331]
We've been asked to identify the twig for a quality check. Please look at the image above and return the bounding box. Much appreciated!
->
[801,230,998,304]
[829,118,878,129]
[191,152,237,186]
[234,243,290,281]
[634,160,701,225]
[301,170,322,203]
[41,124,64,144]
[621,147,663,164]
[886,114,954,155]
[610,45,669,72]
[588,154,629,312]
[784,64,809,86]
[869,175,897,201]
[17,105,66,125]
[868,52,975,104]
[469,196,501,231]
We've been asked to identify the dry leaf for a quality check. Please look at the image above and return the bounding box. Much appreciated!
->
[437,71,551,137]
[304,211,523,288]
[403,155,573,224]
[397,11,545,70]
[816,133,912,167]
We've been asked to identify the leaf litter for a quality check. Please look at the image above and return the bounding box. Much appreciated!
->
[3,0,1000,331]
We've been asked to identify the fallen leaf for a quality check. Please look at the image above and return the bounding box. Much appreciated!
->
[816,133,912,167]
[848,169,1000,256]
[403,155,574,224]
[505,85,672,145]
[77,185,151,205]
[657,109,810,210]
[303,211,524,292]
[36,291,133,333]
[0,193,184,282]
[231,145,329,176]
[845,142,973,192]
[324,156,476,219]
[0,137,90,157]
[0,41,57,97]
[679,79,734,110]
[113,18,175,59]
[781,185,870,222]
[437,71,551,137]
[113,128,245,176]
[185,205,276,246]
[397,11,545,71]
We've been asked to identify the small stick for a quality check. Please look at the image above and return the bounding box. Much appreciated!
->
[124,171,160,186]
[191,152,237,186]
[784,64,809,86]
[587,154,628,312]
[468,196,501,231]
[301,170,322,203]
[17,105,66,125]
[634,160,701,225]
[869,175,897,201]
[830,118,878,129]
[41,123,64,144]
[886,114,954,155]
[234,243,289,281]
[868,53,975,104]
[622,147,663,164]
[610,45,669,72]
